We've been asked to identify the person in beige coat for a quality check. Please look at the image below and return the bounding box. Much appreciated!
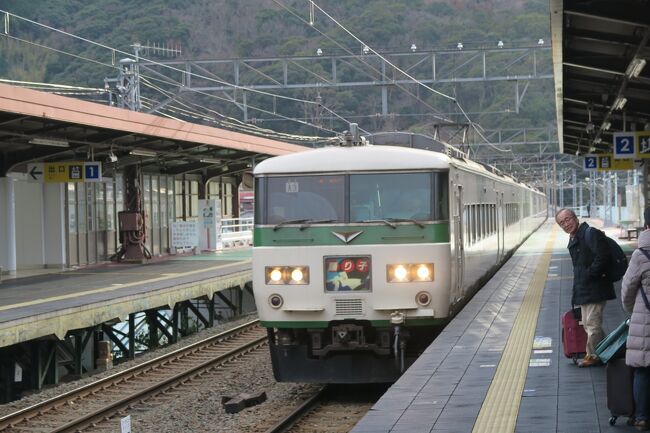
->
[621,207,650,431]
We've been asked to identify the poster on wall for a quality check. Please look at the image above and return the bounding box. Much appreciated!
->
[170,221,198,249]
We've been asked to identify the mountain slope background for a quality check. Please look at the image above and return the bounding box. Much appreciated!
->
[0,0,553,146]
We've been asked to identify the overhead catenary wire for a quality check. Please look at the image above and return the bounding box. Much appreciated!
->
[298,0,511,154]
[271,0,456,126]
[142,93,335,145]
[1,30,340,142]
[0,9,365,136]
[2,7,509,154]
[139,75,336,138]
[0,77,106,92]
[139,75,339,142]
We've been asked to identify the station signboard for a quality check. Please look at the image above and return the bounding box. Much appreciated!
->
[585,154,633,171]
[26,162,102,183]
[606,157,634,171]
[612,131,650,159]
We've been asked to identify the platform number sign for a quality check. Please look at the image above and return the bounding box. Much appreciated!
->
[85,163,101,181]
[584,156,597,170]
[614,133,635,159]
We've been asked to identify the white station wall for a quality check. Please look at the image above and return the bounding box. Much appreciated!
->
[0,177,16,273]
[14,180,45,268]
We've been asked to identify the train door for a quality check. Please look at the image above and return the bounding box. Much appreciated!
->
[497,191,505,259]
[454,184,465,296]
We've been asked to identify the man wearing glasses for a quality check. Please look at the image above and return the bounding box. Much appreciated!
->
[556,208,616,367]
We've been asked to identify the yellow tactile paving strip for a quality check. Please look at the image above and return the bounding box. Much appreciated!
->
[472,225,558,433]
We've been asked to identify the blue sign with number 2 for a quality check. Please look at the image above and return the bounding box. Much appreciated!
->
[614,134,635,157]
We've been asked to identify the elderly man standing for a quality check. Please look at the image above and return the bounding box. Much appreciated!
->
[555,208,616,367]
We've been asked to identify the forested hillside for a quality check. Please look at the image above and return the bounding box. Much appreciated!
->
[0,0,553,142]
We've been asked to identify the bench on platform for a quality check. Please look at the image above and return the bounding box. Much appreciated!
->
[620,226,644,240]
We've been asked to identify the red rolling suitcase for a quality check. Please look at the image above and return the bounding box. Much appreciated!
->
[561,307,588,364]
[606,358,635,426]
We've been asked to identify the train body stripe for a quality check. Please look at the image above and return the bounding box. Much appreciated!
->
[254,222,450,246]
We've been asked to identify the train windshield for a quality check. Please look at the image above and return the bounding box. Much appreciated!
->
[263,175,345,225]
[350,172,433,222]
[256,171,448,225]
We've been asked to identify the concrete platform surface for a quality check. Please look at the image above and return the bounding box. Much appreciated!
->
[0,249,252,347]
[352,220,635,433]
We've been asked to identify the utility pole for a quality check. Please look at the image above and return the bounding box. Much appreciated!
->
[104,58,141,111]
[103,42,181,111]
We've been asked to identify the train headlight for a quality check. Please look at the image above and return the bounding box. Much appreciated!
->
[289,267,309,284]
[269,294,284,308]
[394,265,408,281]
[267,267,285,284]
[387,264,410,282]
[291,268,303,281]
[265,266,309,285]
[414,264,434,281]
[387,263,434,283]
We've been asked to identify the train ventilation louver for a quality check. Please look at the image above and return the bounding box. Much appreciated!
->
[335,298,364,316]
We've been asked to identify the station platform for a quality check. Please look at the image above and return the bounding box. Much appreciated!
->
[0,249,252,349]
[352,220,636,433]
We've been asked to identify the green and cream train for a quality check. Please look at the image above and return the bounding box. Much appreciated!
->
[252,139,546,383]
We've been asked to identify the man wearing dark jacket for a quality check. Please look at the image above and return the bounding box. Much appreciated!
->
[556,208,616,367]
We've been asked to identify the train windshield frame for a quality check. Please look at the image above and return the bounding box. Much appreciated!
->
[255,170,449,225]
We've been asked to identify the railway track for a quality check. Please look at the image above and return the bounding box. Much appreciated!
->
[265,385,384,433]
[0,319,267,433]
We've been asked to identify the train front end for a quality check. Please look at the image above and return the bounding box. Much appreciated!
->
[253,146,452,383]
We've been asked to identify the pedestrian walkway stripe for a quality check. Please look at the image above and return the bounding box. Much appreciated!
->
[472,225,557,433]
[0,260,251,312]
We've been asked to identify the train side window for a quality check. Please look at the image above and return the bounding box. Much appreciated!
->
[472,204,477,243]
[435,172,449,220]
[474,204,478,242]
[479,204,483,240]
[481,204,488,239]
[478,204,482,240]
[466,204,471,245]
[464,205,469,244]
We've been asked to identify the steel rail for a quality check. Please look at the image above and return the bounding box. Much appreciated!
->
[0,319,262,431]
[264,386,328,433]
[53,332,267,432]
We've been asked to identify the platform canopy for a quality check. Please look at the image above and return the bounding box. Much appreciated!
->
[0,83,307,178]
[551,0,650,155]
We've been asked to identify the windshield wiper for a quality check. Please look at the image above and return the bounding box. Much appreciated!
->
[385,218,426,228]
[299,219,336,230]
[359,219,397,229]
[273,219,310,231]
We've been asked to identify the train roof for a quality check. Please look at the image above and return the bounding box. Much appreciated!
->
[254,145,451,175]
[254,144,545,196]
